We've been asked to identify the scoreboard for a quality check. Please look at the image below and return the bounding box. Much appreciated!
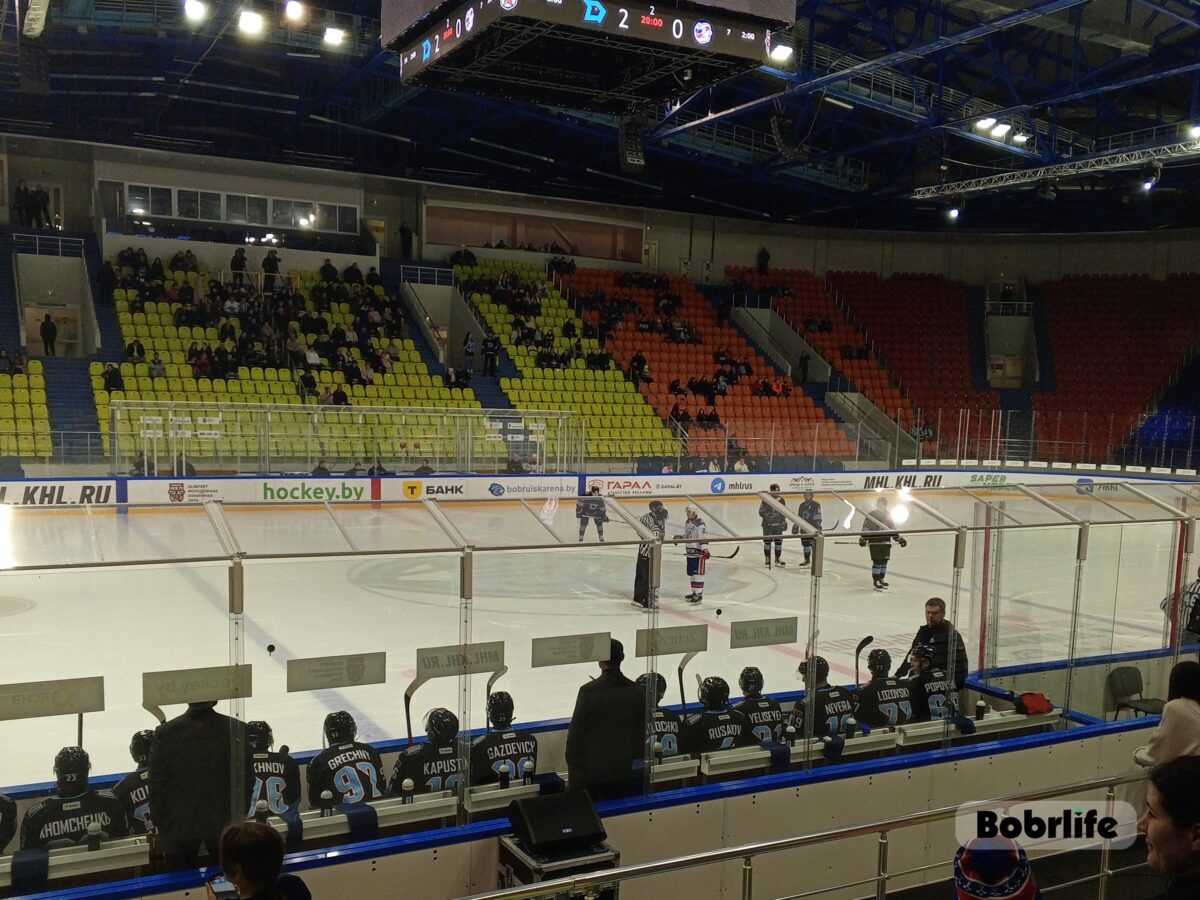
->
[386,0,784,80]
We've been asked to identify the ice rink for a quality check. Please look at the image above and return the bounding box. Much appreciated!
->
[0,485,1179,787]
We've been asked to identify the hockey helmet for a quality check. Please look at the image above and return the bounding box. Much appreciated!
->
[739,666,765,697]
[649,500,668,522]
[487,691,515,729]
[324,710,357,745]
[590,484,602,495]
[769,483,781,494]
[129,730,154,766]
[867,648,893,678]
[685,505,698,520]
[798,655,829,683]
[699,676,730,709]
[803,490,815,501]
[54,746,91,791]
[247,721,274,753]
[911,643,936,668]
[425,708,460,745]
[637,672,667,704]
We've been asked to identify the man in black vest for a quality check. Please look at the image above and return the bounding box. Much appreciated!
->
[565,639,646,800]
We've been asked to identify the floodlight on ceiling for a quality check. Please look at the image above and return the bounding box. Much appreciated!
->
[767,29,794,63]
[323,25,345,46]
[975,117,997,130]
[1189,125,1200,140]
[1012,133,1030,145]
[238,8,264,34]
[1142,160,1162,192]
[947,206,960,220]
[183,0,208,22]
[770,43,793,62]
[991,123,1012,138]
[284,0,304,21]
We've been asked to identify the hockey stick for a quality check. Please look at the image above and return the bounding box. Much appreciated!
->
[854,635,874,685]
[403,677,430,743]
[483,666,509,735]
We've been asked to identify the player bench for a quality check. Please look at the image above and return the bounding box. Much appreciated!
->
[0,835,150,891]
[895,709,1060,748]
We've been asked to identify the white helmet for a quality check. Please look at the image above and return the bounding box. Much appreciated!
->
[685,505,698,519]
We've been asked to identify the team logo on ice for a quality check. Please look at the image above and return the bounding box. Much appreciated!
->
[168,482,186,503]
[488,483,506,497]
[710,477,726,494]
[402,481,424,500]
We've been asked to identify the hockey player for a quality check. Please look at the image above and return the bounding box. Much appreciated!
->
[855,649,914,727]
[111,730,154,834]
[470,692,539,786]
[633,500,668,610]
[787,656,855,738]
[759,485,788,568]
[637,672,682,757]
[679,505,710,604]
[306,711,385,809]
[576,484,608,542]
[1,794,16,852]
[734,666,784,743]
[390,708,463,796]
[684,677,756,753]
[20,747,129,850]
[903,643,959,722]
[794,490,823,567]
[246,721,302,816]
[859,497,907,590]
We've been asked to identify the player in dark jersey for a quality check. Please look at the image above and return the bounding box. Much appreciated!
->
[794,491,823,567]
[859,497,907,590]
[855,649,914,727]
[576,484,608,542]
[0,793,16,851]
[246,720,302,816]
[787,656,855,738]
[759,485,788,567]
[390,708,464,796]
[904,643,959,722]
[110,730,154,835]
[733,666,783,743]
[306,711,385,809]
[20,747,129,850]
[637,672,682,758]
[684,677,756,753]
[470,692,539,786]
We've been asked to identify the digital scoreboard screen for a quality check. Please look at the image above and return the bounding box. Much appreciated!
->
[694,1,795,24]
[388,0,780,80]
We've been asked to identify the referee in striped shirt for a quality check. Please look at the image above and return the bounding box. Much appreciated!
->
[1160,569,1200,657]
[633,501,668,610]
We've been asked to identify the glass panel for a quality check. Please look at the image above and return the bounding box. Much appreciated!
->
[126,184,149,216]
[199,191,222,221]
[247,196,269,225]
[272,199,293,227]
[293,201,314,229]
[150,187,173,217]
[176,189,199,219]
[315,202,337,232]
[338,205,358,233]
[227,194,248,224]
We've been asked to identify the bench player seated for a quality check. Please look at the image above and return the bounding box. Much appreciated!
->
[306,711,385,809]
[855,649,914,728]
[246,720,302,816]
[903,643,959,722]
[638,672,682,758]
[786,656,855,739]
[470,692,539,786]
[111,730,154,835]
[733,667,783,743]
[1,793,16,852]
[20,747,129,850]
[684,677,756,753]
[391,708,463,796]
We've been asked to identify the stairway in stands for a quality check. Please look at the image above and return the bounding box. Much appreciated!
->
[41,357,100,457]
[965,287,990,391]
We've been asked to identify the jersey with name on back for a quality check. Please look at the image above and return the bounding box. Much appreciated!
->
[905,669,958,722]
[20,791,130,850]
[787,686,855,738]
[110,769,153,834]
[390,743,464,795]
[855,678,914,727]
[648,708,683,757]
[248,750,302,815]
[684,709,756,754]
[734,696,784,743]
[469,731,539,785]
[0,794,16,851]
[306,742,385,808]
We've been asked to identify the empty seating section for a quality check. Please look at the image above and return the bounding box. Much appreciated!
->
[726,266,920,432]
[561,269,856,459]
[0,360,51,458]
[1034,273,1200,462]
[459,260,677,458]
[827,271,999,415]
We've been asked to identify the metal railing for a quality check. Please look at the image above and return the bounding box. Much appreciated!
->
[12,233,84,257]
[399,264,455,286]
[462,773,1147,900]
[400,280,449,363]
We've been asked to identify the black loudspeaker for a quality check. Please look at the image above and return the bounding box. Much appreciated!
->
[507,790,607,858]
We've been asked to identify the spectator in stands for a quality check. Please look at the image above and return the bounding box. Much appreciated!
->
[756,378,773,397]
[173,454,196,477]
[39,313,57,357]
[230,248,247,288]
[148,353,166,379]
[414,459,435,475]
[669,377,684,396]
[217,821,311,900]
[102,363,124,393]
[126,337,146,362]
[343,262,363,285]
[319,259,337,283]
[331,384,349,406]
[367,460,392,476]
[714,372,729,396]
[1134,662,1200,767]
[149,257,165,282]
[462,334,476,373]
[565,639,645,800]
[399,222,414,259]
[344,461,363,476]
[797,351,811,382]
[98,260,117,303]
[33,184,49,228]
[756,246,770,275]
[0,349,10,375]
[366,266,381,288]
[262,249,280,293]
[705,458,722,472]
[1137,755,1200,898]
[506,455,526,474]
[481,332,500,376]
[13,179,29,226]
[771,376,791,398]
[297,369,316,401]
[11,350,26,375]
[311,460,330,476]
[318,386,334,405]
[733,457,750,472]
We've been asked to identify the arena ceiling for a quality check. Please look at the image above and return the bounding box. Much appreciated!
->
[4,0,1200,231]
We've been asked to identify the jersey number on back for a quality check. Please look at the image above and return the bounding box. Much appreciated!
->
[334,762,382,803]
[248,777,289,815]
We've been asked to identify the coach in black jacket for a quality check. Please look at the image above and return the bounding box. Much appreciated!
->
[565,639,647,800]
[148,701,250,870]
[896,597,970,689]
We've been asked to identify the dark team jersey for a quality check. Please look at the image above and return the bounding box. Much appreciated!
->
[248,750,302,815]
[855,678,914,727]
[861,510,897,543]
[797,500,823,532]
[389,742,464,795]
[684,709,756,753]
[306,742,385,808]
[576,497,607,520]
[734,696,784,743]
[648,708,683,757]
[905,669,958,722]
[469,731,538,785]
[759,498,787,534]
[20,791,129,850]
[0,793,16,851]
[111,768,153,835]
[787,686,856,738]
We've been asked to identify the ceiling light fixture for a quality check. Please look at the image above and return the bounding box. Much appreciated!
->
[238,8,264,35]
[183,0,207,22]
[323,25,344,45]
[975,117,997,130]
[284,0,303,21]
[991,123,1012,138]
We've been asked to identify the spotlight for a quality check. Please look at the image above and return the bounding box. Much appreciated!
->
[767,30,794,63]
[947,206,960,220]
[975,117,997,130]
[183,0,208,22]
[991,123,1011,138]
[1142,160,1162,192]
[323,25,344,45]
[284,0,303,21]
[1012,133,1030,145]
[238,8,264,34]
[1190,125,1200,140]
[891,504,910,525]
[769,44,793,62]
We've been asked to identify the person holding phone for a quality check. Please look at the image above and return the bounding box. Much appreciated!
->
[207,821,310,900]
